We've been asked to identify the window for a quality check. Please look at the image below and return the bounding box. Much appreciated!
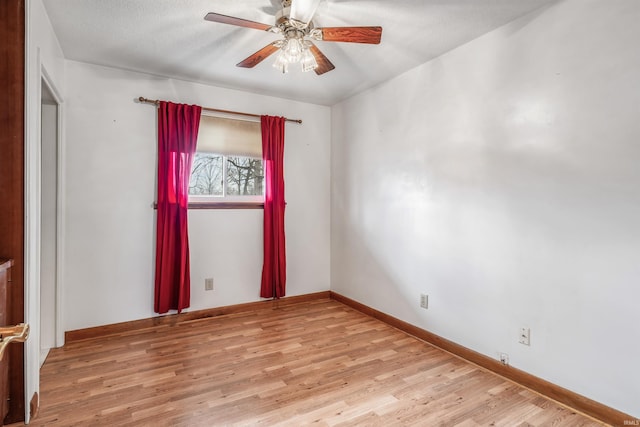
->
[189,153,223,196]
[189,153,263,198]
[189,114,263,204]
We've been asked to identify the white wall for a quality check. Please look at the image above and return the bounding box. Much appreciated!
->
[63,61,331,331]
[25,0,66,421]
[331,0,640,417]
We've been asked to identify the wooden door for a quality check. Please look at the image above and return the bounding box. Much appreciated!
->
[0,259,12,423]
[0,0,26,423]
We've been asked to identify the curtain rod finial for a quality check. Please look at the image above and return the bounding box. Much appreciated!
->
[138,96,159,105]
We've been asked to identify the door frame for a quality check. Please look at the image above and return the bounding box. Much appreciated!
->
[40,65,65,349]
[24,45,66,422]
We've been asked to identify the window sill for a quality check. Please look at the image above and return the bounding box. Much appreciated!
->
[188,202,264,210]
[153,202,264,210]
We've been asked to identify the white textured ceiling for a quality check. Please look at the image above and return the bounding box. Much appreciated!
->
[43,0,555,106]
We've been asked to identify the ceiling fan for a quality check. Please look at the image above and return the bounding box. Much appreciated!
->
[204,0,382,75]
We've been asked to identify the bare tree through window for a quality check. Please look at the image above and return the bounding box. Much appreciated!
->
[189,153,263,197]
[226,156,263,196]
[189,153,222,195]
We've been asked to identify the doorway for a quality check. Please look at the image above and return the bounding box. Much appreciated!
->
[40,78,59,366]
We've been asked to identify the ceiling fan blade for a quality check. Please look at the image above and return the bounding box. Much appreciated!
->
[290,0,322,26]
[204,12,274,31]
[237,42,280,68]
[317,26,382,44]
[309,43,335,75]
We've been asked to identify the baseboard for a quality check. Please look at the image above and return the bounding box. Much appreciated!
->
[29,391,38,421]
[329,291,633,427]
[65,291,331,343]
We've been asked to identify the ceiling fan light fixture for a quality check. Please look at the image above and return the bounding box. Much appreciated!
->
[272,51,289,73]
[301,45,318,72]
[272,37,318,73]
[284,37,304,62]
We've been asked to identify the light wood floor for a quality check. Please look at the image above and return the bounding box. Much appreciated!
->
[23,299,602,426]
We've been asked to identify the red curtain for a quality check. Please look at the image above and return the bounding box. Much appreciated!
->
[154,101,202,314]
[260,116,287,298]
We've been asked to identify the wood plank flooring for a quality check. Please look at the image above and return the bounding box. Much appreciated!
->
[22,299,603,426]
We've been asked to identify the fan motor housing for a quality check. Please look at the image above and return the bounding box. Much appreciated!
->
[275,3,314,33]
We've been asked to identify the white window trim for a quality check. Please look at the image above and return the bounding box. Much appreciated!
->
[189,152,264,204]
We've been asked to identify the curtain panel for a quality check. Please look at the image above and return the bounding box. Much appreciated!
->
[260,115,287,298]
[154,101,202,314]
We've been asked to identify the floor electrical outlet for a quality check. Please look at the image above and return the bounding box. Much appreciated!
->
[519,327,530,346]
[205,278,214,291]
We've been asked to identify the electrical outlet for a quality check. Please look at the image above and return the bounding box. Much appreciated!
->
[519,327,530,346]
[499,353,509,365]
[205,278,214,291]
[420,294,428,309]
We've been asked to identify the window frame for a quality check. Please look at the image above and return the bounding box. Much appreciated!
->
[188,151,265,207]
